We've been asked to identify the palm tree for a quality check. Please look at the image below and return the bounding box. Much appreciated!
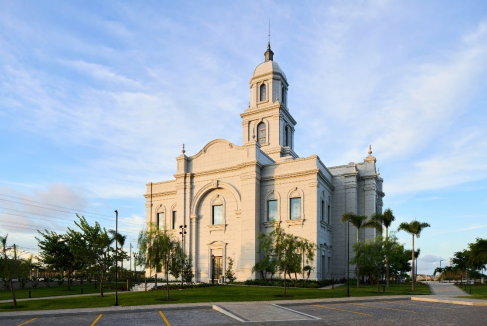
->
[109,230,127,271]
[371,208,396,287]
[0,234,8,259]
[398,220,430,291]
[341,213,380,288]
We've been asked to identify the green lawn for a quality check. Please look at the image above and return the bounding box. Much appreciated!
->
[0,284,116,300]
[456,284,487,300]
[0,283,431,312]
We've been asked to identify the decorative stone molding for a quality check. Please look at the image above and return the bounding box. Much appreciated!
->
[286,219,305,227]
[234,210,241,218]
[309,181,319,188]
[190,180,241,215]
[144,190,177,198]
[264,189,281,222]
[207,224,227,233]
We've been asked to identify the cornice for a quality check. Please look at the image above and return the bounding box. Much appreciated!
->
[250,71,288,84]
[144,190,177,198]
[262,168,319,182]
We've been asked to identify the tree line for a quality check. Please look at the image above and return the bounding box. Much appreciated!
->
[434,238,487,282]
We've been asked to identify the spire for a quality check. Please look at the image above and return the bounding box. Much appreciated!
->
[364,144,376,163]
[264,19,274,62]
[264,42,274,62]
[182,144,186,154]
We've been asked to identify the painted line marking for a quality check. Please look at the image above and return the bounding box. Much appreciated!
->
[271,304,321,320]
[159,310,171,326]
[381,301,457,310]
[348,303,416,313]
[312,304,372,316]
[212,305,246,322]
[90,314,102,326]
[17,318,37,326]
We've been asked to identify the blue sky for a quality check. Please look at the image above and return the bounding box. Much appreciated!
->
[1,0,486,275]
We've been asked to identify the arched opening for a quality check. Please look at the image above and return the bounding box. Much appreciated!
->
[260,83,266,101]
[257,122,266,144]
[281,85,286,104]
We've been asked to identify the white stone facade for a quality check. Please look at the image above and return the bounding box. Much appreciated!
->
[144,44,384,281]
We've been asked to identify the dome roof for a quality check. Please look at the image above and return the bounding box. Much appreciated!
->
[251,60,287,80]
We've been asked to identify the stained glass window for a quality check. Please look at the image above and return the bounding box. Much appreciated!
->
[260,83,266,101]
[157,212,164,229]
[290,197,301,220]
[213,205,223,225]
[172,211,177,229]
[258,123,266,144]
[267,200,277,221]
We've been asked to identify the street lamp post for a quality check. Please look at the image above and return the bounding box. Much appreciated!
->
[133,252,139,281]
[114,210,119,306]
[347,219,350,297]
[179,224,187,289]
[211,255,215,285]
[440,260,443,283]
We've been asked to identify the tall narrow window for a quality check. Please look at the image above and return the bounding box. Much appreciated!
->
[260,83,266,101]
[327,205,331,224]
[284,125,288,147]
[328,256,331,273]
[157,212,164,230]
[282,85,286,104]
[290,197,301,220]
[212,205,223,225]
[267,200,277,222]
[172,211,177,229]
[321,200,325,222]
[257,122,266,144]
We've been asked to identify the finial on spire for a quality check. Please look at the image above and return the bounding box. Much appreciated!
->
[182,144,185,154]
[368,145,372,155]
[264,19,274,62]
[268,18,270,44]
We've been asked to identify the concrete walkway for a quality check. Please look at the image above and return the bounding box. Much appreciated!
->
[427,281,470,296]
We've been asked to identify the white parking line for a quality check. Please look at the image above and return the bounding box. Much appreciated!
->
[271,304,321,320]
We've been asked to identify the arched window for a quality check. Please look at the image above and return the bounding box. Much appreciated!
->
[257,122,266,144]
[260,83,266,101]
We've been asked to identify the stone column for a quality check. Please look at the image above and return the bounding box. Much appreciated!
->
[190,214,198,281]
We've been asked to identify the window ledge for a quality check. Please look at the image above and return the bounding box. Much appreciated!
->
[320,221,332,231]
[263,221,280,228]
[207,224,227,232]
[286,219,305,226]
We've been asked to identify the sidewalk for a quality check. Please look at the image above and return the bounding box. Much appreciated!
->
[411,281,487,306]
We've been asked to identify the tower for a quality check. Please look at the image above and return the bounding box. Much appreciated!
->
[240,42,298,161]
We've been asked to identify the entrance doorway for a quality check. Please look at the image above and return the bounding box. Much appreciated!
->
[213,256,223,281]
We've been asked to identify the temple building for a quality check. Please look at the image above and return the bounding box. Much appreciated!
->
[145,42,384,281]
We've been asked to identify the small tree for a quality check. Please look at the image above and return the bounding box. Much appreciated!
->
[36,230,84,291]
[351,236,385,293]
[68,215,117,297]
[139,223,181,300]
[182,256,194,284]
[253,232,277,280]
[0,254,31,308]
[225,257,237,283]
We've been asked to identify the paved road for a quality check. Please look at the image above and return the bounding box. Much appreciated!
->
[1,300,487,326]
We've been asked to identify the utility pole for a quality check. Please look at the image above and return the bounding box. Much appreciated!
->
[114,210,119,307]
[130,243,132,272]
[347,220,350,297]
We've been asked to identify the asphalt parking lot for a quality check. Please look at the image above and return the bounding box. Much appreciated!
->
[1,300,487,325]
